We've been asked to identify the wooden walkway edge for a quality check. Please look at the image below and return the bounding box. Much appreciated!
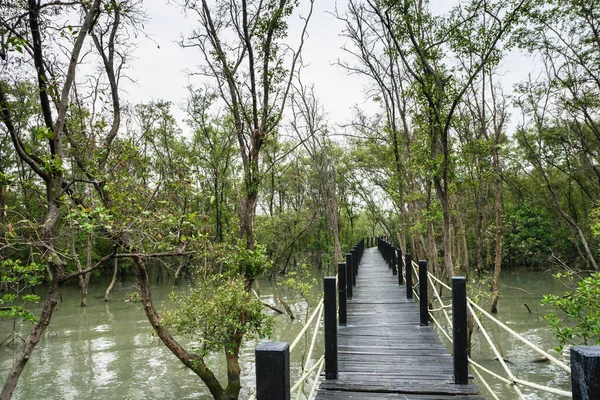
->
[315,247,484,399]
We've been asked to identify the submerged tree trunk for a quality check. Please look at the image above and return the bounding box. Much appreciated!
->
[130,249,229,399]
[0,282,61,399]
[105,258,118,302]
[490,141,503,312]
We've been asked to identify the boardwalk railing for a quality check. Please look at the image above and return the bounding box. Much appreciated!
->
[254,237,600,399]
[377,236,600,400]
[253,239,365,400]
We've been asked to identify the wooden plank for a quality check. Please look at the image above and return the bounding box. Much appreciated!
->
[316,391,485,399]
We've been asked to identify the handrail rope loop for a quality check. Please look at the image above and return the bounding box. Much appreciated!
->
[291,355,325,393]
[403,254,569,398]
[467,302,526,399]
[295,303,324,399]
[290,297,324,352]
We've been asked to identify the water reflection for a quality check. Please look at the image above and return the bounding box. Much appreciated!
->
[0,276,324,399]
[0,268,572,399]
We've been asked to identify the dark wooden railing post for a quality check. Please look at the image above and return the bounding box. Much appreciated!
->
[255,342,290,400]
[346,253,353,299]
[324,276,338,379]
[405,253,413,299]
[571,346,600,399]
[397,248,404,285]
[338,263,347,326]
[352,248,358,283]
[419,260,429,326]
[392,245,398,276]
[452,277,468,385]
[386,241,391,269]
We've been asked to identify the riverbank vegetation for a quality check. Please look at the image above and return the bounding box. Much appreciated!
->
[1,0,600,398]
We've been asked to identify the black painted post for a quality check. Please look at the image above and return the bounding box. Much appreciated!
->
[324,276,338,379]
[452,277,468,385]
[255,342,290,400]
[338,263,347,326]
[397,248,404,285]
[352,248,358,283]
[419,260,429,326]
[405,253,413,299]
[346,253,353,299]
[392,245,398,276]
[571,346,600,399]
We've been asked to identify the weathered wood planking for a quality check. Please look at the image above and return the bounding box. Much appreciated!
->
[315,247,484,399]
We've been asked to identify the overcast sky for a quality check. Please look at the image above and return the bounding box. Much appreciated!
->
[121,1,536,133]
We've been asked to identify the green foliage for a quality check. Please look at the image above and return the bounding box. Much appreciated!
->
[162,275,273,358]
[278,263,317,305]
[0,259,44,323]
[502,203,555,268]
[222,240,272,279]
[541,272,600,352]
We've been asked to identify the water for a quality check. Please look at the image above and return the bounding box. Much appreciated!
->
[0,276,324,399]
[0,268,572,399]
[458,269,571,399]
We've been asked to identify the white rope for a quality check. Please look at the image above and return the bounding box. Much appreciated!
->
[428,273,453,327]
[468,299,571,373]
[429,312,452,342]
[468,358,572,397]
[404,254,570,399]
[469,361,501,400]
[468,302,526,399]
[291,355,325,393]
[429,305,499,400]
[308,357,325,399]
[296,304,324,399]
[427,270,452,290]
[513,378,572,397]
[429,304,452,312]
[290,298,324,352]
[304,301,323,365]
[469,358,513,385]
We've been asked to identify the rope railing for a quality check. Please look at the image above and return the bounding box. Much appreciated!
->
[251,297,325,400]
[408,257,573,398]
[252,238,366,399]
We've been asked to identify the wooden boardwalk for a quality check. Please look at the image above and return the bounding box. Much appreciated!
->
[315,247,484,399]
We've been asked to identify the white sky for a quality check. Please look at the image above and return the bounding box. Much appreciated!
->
[122,1,377,132]
[121,1,535,133]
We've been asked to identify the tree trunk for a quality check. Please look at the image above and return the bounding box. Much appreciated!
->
[490,136,503,313]
[130,249,227,399]
[78,232,93,307]
[0,281,60,399]
[105,258,118,302]
[239,193,257,251]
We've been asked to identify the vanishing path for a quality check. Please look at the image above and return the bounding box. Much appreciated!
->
[315,246,484,399]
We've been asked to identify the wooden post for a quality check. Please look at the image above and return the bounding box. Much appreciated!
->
[397,248,404,285]
[405,253,413,299]
[392,245,398,276]
[256,342,290,400]
[571,346,600,400]
[419,260,429,326]
[324,276,338,379]
[338,263,347,326]
[346,253,353,299]
[352,248,358,283]
[452,277,468,385]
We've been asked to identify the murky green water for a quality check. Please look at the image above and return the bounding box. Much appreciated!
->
[0,274,324,399]
[458,269,571,399]
[0,267,573,399]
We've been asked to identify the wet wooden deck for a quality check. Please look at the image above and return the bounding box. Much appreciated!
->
[315,247,484,399]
